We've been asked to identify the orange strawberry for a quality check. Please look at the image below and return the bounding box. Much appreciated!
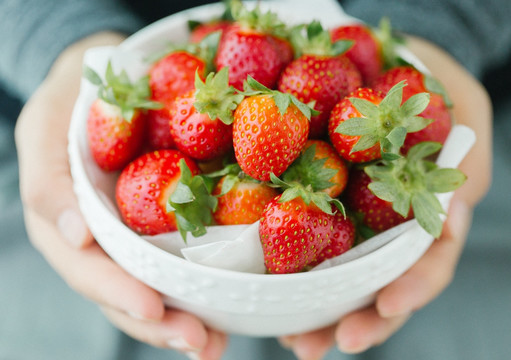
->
[233,77,313,181]
[212,174,278,225]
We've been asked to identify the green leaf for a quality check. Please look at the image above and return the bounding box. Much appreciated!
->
[219,174,240,196]
[384,126,407,149]
[335,117,377,136]
[425,168,467,193]
[411,190,444,238]
[193,67,244,125]
[349,97,380,119]
[351,134,379,153]
[332,39,354,56]
[83,65,103,86]
[380,80,406,110]
[166,159,217,242]
[424,74,453,107]
[170,182,195,204]
[310,192,334,215]
[403,116,434,133]
[406,141,442,162]
[401,92,430,117]
[273,92,291,115]
[368,181,396,202]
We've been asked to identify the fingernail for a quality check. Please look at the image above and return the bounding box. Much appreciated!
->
[185,351,201,360]
[58,209,88,247]
[167,337,200,353]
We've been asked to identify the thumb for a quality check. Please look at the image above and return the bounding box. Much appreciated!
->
[16,75,93,249]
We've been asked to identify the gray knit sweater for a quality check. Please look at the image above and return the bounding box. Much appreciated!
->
[1,0,510,103]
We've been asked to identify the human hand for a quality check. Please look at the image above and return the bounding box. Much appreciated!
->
[15,32,227,360]
[278,36,493,359]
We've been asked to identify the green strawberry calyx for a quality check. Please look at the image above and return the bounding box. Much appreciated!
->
[269,173,345,217]
[291,20,353,58]
[364,141,466,238]
[230,0,288,38]
[335,80,434,161]
[205,162,260,196]
[241,76,319,119]
[193,67,245,125]
[166,159,218,242]
[83,61,162,122]
[281,144,339,193]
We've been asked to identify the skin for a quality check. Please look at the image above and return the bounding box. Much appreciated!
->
[15,31,491,360]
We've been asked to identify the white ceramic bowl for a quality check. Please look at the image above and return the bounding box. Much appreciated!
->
[68,0,474,337]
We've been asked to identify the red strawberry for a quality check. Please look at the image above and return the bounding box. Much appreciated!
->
[259,195,333,274]
[168,68,242,161]
[330,23,383,84]
[308,212,356,267]
[370,66,452,153]
[146,52,205,151]
[328,87,384,163]
[115,149,201,235]
[345,142,467,237]
[190,20,232,43]
[329,81,433,162]
[149,51,206,107]
[83,62,160,171]
[345,168,412,233]
[215,2,292,90]
[279,21,362,138]
[233,77,312,181]
[212,175,278,225]
[147,35,220,150]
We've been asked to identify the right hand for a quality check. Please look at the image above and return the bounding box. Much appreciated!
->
[15,32,228,360]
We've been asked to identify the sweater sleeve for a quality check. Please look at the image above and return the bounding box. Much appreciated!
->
[340,0,511,79]
[0,0,146,101]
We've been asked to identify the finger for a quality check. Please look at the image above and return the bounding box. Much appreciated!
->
[194,329,229,360]
[15,82,93,248]
[102,306,210,356]
[24,208,165,321]
[376,198,472,318]
[336,306,411,354]
[282,326,336,360]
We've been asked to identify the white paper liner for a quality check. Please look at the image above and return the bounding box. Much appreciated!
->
[77,0,476,275]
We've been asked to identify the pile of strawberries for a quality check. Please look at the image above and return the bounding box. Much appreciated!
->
[84,0,466,274]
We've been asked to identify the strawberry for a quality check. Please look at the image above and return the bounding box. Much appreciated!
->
[215,1,292,90]
[308,211,356,267]
[282,140,349,198]
[370,65,453,153]
[211,165,279,225]
[168,68,243,161]
[329,81,433,163]
[189,20,232,43]
[330,23,383,84]
[146,33,221,150]
[259,174,345,274]
[115,149,201,235]
[233,77,314,181]
[83,61,161,171]
[278,21,362,138]
[345,142,466,237]
[345,168,412,233]
[303,140,349,198]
